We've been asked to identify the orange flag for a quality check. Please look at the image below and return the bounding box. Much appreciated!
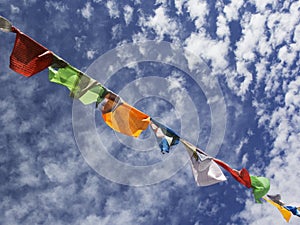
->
[99,92,150,137]
[10,26,53,77]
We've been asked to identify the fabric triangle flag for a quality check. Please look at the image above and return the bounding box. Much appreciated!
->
[98,91,150,137]
[49,57,107,105]
[10,26,54,77]
[149,118,180,153]
[181,139,227,186]
[213,158,251,188]
[284,206,300,217]
[263,196,292,222]
[250,175,270,203]
[0,16,12,32]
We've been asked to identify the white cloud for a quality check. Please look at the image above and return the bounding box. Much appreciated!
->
[223,0,244,21]
[86,49,97,59]
[235,13,267,61]
[293,24,300,43]
[131,31,149,43]
[267,1,300,48]
[235,136,249,155]
[111,24,122,40]
[185,0,208,30]
[81,2,94,20]
[106,0,120,19]
[278,45,298,67]
[174,0,186,14]
[10,4,20,14]
[78,215,107,225]
[18,160,41,187]
[216,13,230,38]
[249,0,276,12]
[43,162,70,183]
[45,1,68,12]
[184,32,229,72]
[123,5,133,26]
[255,58,268,84]
[241,153,248,165]
[141,5,180,41]
[236,61,253,97]
[74,35,87,51]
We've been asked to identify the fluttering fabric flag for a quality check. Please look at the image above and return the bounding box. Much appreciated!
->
[250,175,270,203]
[99,91,150,137]
[49,57,107,105]
[149,118,180,153]
[181,139,227,186]
[213,158,251,188]
[0,16,12,32]
[267,194,285,206]
[284,206,300,217]
[263,196,292,222]
[9,26,54,77]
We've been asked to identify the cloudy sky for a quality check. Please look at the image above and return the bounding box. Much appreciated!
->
[0,0,299,224]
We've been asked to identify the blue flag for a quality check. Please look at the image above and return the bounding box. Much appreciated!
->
[149,118,180,153]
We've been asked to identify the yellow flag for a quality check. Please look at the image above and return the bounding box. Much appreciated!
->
[263,197,292,222]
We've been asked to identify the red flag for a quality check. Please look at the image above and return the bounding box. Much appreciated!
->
[10,26,53,77]
[213,158,251,188]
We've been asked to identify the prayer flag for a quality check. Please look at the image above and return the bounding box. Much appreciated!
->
[10,27,53,77]
[49,60,107,105]
[99,91,150,137]
[267,194,285,206]
[0,16,12,32]
[149,118,180,153]
[263,196,291,222]
[181,139,227,186]
[284,206,300,217]
[213,158,251,188]
[250,176,270,203]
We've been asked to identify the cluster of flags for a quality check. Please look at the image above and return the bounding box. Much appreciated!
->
[264,195,300,222]
[0,16,299,222]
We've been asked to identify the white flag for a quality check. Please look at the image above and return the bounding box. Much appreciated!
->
[181,139,227,186]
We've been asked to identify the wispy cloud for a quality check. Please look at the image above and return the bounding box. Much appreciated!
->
[123,5,133,26]
[80,2,94,21]
[106,0,120,19]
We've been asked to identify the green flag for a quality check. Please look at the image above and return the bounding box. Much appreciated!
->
[250,176,270,203]
[49,63,107,105]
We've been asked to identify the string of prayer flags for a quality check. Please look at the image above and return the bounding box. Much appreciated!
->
[250,176,270,203]
[213,158,252,188]
[1,15,298,222]
[181,139,227,186]
[149,118,180,153]
[98,91,150,137]
[49,56,107,105]
[0,16,12,32]
[10,26,54,77]
[263,196,292,222]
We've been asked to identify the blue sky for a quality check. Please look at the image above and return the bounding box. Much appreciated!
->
[0,0,300,224]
